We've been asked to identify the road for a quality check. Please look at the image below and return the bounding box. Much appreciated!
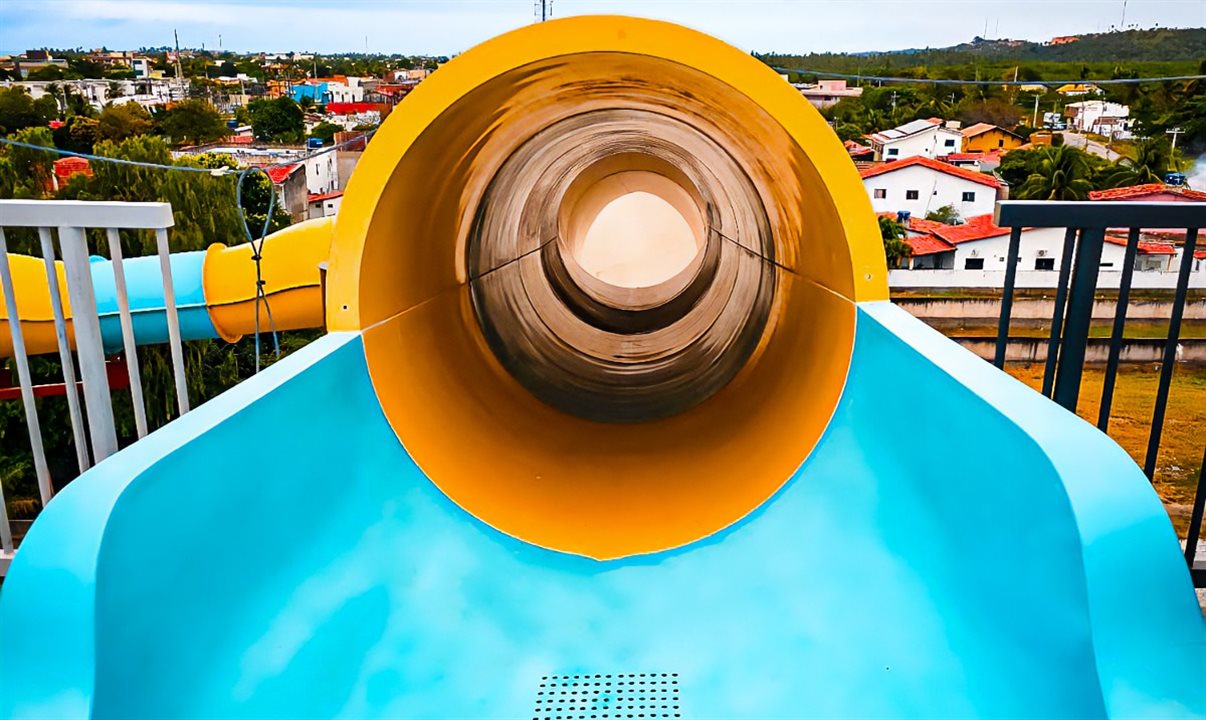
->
[1060,131,1122,161]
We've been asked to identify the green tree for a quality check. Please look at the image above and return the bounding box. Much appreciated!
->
[308,121,342,145]
[96,102,153,143]
[879,215,912,268]
[0,86,58,135]
[925,204,962,224]
[1104,136,1173,187]
[1016,145,1095,200]
[153,99,230,146]
[248,96,303,143]
[26,65,66,81]
[0,127,56,198]
[52,115,100,154]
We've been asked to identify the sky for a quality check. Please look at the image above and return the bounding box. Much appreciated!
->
[1,0,1203,56]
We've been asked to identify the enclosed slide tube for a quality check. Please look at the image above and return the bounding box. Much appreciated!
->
[0,216,333,359]
[1,16,1203,720]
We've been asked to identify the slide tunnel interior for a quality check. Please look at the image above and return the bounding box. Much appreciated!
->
[0,15,1202,720]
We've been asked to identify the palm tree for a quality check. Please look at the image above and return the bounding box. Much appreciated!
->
[1104,136,1172,188]
[879,216,912,268]
[1016,145,1095,200]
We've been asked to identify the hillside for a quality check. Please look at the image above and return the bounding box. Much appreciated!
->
[759,28,1206,77]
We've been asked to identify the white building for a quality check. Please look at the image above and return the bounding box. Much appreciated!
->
[861,156,1003,219]
[795,79,863,109]
[172,145,339,197]
[324,77,365,104]
[891,214,1197,289]
[868,118,964,161]
[307,190,343,220]
[1064,100,1132,139]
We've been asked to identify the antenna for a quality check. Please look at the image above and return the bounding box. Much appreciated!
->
[534,0,553,22]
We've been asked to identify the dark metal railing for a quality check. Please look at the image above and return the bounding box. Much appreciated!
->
[994,200,1205,587]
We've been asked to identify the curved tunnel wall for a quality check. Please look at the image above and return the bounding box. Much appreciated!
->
[326,16,890,560]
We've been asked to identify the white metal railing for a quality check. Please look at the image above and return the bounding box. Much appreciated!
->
[0,200,190,574]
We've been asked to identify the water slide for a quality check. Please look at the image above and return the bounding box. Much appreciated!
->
[1,17,1203,719]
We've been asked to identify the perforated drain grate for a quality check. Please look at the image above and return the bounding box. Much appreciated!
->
[532,672,681,720]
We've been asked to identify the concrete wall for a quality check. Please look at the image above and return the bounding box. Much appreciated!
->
[896,296,1206,322]
[889,260,1206,290]
[956,337,1206,364]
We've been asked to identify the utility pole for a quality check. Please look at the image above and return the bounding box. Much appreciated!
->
[1166,127,1185,163]
[891,90,897,111]
[534,0,553,22]
[1032,93,1040,128]
[1121,0,1128,29]
[173,29,186,101]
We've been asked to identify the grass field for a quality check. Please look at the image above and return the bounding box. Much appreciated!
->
[1005,362,1205,538]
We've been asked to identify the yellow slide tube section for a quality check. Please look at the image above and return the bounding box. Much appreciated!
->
[203,217,334,342]
[1,217,334,358]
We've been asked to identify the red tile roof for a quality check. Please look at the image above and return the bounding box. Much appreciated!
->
[264,164,301,184]
[1088,183,1206,202]
[843,139,874,158]
[52,156,92,180]
[929,214,1012,243]
[859,155,1003,188]
[307,190,344,203]
[905,233,957,256]
[1104,235,1178,255]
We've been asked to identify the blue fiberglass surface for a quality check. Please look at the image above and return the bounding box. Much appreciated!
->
[1,306,1202,719]
[89,250,217,353]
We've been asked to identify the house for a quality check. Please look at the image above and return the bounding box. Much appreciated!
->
[307,190,344,220]
[14,50,68,78]
[52,157,91,190]
[1064,100,1132,138]
[942,152,1003,174]
[868,118,964,161]
[843,140,874,160]
[860,156,1003,219]
[961,123,1024,153]
[796,79,863,109]
[266,164,308,222]
[900,213,1181,274]
[1088,183,1206,203]
[1055,83,1100,96]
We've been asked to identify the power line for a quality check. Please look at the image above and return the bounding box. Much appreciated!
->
[769,65,1206,86]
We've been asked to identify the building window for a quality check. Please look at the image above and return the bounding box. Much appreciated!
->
[965,258,985,270]
[906,190,919,200]
[873,188,886,199]
[998,139,1005,147]
[1100,262,1115,268]
[961,191,976,202]
[1035,258,1055,271]
[886,148,899,157]
[944,138,955,147]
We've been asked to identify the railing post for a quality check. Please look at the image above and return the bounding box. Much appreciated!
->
[37,227,90,474]
[106,228,149,438]
[58,225,119,461]
[1144,228,1198,479]
[1185,445,1206,571]
[993,226,1023,369]
[0,228,55,507]
[1052,226,1105,412]
[1041,228,1078,398]
[155,227,190,415]
[1098,227,1140,431]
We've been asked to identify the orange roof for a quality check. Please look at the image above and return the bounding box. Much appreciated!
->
[930,214,1012,244]
[1104,235,1178,255]
[1089,183,1206,201]
[905,233,957,256]
[307,190,344,203]
[264,164,301,184]
[859,155,1002,188]
[52,156,92,179]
